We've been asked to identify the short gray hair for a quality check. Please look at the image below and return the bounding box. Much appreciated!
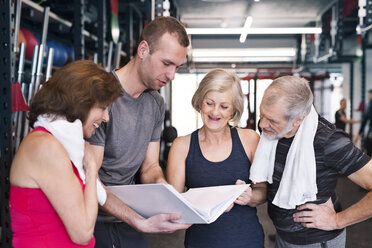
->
[191,69,244,126]
[262,75,313,121]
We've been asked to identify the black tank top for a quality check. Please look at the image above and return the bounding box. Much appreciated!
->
[184,127,264,248]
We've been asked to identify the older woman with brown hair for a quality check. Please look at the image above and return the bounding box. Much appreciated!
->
[167,68,266,248]
[9,60,122,247]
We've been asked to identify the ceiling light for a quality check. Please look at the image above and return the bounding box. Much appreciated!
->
[191,48,296,63]
[192,56,294,63]
[201,0,232,2]
[186,27,322,35]
[187,28,242,35]
[240,16,253,43]
[192,48,297,57]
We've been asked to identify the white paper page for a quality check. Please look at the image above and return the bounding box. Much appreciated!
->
[107,184,207,223]
[181,184,249,222]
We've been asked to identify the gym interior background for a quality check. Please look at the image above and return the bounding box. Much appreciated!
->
[1,0,372,247]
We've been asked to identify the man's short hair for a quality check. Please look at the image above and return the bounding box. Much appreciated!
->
[263,75,313,121]
[138,16,189,54]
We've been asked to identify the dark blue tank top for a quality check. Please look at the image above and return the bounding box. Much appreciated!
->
[184,127,264,248]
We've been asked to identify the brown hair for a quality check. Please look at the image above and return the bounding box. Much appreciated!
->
[139,16,189,54]
[28,60,122,127]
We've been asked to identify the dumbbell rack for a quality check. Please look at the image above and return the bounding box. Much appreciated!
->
[0,1,110,247]
[0,0,152,246]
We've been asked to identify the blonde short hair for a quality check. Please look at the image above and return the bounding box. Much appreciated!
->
[191,69,244,126]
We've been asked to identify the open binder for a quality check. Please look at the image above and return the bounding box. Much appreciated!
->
[107,183,249,224]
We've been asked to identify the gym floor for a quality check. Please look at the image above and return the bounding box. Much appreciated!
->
[146,175,372,248]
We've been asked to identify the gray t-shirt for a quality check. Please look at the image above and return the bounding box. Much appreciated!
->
[87,72,165,187]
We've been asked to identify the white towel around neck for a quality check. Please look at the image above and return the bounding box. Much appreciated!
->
[250,106,318,209]
[34,114,107,206]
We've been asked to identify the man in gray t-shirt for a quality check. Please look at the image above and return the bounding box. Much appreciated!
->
[89,72,165,188]
[86,17,190,248]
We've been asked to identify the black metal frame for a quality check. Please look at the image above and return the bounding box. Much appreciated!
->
[0,0,15,247]
[335,0,344,57]
[155,0,163,18]
[349,61,354,136]
[74,0,85,60]
[97,0,106,65]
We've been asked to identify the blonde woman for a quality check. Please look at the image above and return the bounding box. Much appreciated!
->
[167,69,266,248]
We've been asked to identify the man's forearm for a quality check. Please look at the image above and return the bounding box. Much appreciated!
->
[100,190,145,231]
[140,163,167,184]
[249,186,267,207]
[336,191,372,229]
[336,161,372,229]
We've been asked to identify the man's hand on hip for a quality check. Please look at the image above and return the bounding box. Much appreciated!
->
[293,198,340,231]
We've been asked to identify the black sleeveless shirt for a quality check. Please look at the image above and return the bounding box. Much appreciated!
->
[184,127,264,248]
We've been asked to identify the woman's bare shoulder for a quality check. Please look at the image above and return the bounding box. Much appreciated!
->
[21,131,68,160]
[236,127,260,141]
[172,133,192,148]
[11,131,70,187]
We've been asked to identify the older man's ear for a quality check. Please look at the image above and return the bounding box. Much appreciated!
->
[293,114,306,129]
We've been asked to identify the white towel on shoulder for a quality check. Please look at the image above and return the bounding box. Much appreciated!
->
[250,106,318,209]
[34,114,107,206]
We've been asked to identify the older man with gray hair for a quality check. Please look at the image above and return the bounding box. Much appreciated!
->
[250,75,372,247]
